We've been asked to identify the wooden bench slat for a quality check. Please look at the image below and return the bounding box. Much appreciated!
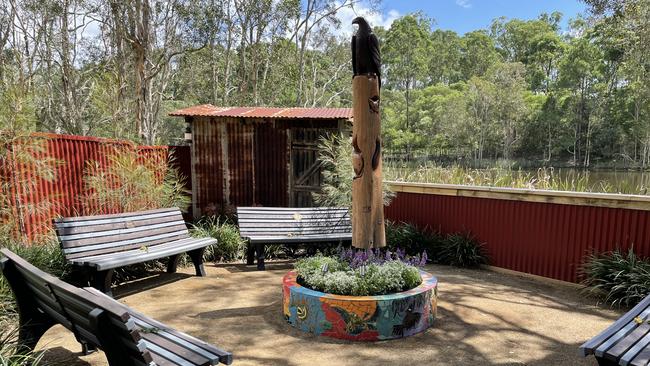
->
[87,288,230,365]
[595,307,650,357]
[630,346,650,366]
[65,234,190,260]
[54,210,182,229]
[621,331,650,365]
[247,233,352,243]
[238,222,351,228]
[78,237,215,263]
[237,211,350,217]
[59,221,188,242]
[580,294,650,356]
[53,207,179,223]
[129,310,232,365]
[22,280,64,315]
[238,216,350,221]
[147,345,195,366]
[237,206,348,212]
[140,332,211,366]
[239,222,350,228]
[605,323,650,361]
[61,224,189,249]
[68,236,198,261]
[63,230,190,254]
[56,215,185,236]
[239,226,352,233]
[238,217,349,222]
[80,238,217,270]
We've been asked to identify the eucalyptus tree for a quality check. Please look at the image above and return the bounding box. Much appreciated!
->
[382,12,432,145]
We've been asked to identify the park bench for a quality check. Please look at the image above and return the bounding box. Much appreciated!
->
[54,207,216,296]
[237,206,351,270]
[0,248,233,366]
[580,294,650,365]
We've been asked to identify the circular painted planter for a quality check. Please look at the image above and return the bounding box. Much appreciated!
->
[282,270,438,341]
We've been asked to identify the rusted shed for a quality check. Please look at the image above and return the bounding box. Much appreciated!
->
[170,105,352,217]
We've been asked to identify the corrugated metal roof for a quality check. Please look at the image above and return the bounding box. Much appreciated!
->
[169,104,353,120]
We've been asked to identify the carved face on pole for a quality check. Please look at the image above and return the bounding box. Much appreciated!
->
[350,17,386,249]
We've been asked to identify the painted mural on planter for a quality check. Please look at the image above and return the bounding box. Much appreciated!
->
[282,270,438,341]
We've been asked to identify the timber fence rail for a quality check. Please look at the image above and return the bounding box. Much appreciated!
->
[386,181,650,283]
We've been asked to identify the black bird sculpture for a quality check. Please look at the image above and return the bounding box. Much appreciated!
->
[351,17,381,89]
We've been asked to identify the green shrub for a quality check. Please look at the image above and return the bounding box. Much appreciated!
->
[191,217,246,262]
[385,220,442,256]
[437,233,488,267]
[294,255,422,296]
[581,248,650,307]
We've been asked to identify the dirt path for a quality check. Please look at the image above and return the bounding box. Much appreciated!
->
[37,262,621,365]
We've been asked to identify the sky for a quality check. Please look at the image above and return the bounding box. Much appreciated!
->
[342,0,588,35]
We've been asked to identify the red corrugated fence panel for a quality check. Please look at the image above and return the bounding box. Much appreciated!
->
[3,133,173,243]
[385,192,650,283]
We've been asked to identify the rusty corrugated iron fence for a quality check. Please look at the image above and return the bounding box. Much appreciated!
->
[2,132,189,243]
[385,182,650,283]
[189,117,291,216]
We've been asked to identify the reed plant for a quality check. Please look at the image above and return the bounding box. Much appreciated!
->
[385,162,649,195]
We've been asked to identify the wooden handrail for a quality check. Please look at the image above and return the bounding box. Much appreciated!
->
[387,181,650,211]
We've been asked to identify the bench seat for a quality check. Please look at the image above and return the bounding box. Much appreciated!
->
[580,294,650,365]
[237,206,352,270]
[0,248,232,366]
[54,208,216,296]
[68,237,217,270]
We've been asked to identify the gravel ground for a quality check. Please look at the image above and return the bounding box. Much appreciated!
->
[36,261,622,365]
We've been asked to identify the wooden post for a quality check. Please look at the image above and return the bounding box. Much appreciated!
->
[351,74,385,249]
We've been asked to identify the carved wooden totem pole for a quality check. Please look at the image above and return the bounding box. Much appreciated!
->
[351,17,386,249]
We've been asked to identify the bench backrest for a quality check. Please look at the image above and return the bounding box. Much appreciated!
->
[236,207,351,240]
[0,249,152,365]
[53,207,190,261]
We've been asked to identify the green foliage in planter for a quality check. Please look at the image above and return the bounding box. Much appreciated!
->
[581,248,650,307]
[295,255,422,296]
[438,233,488,268]
[190,216,246,262]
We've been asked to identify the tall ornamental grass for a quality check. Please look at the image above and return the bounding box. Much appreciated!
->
[314,133,394,208]
[82,147,190,214]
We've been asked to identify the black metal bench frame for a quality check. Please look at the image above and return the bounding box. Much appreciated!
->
[54,207,216,296]
[580,294,650,366]
[237,206,352,270]
[0,248,232,366]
